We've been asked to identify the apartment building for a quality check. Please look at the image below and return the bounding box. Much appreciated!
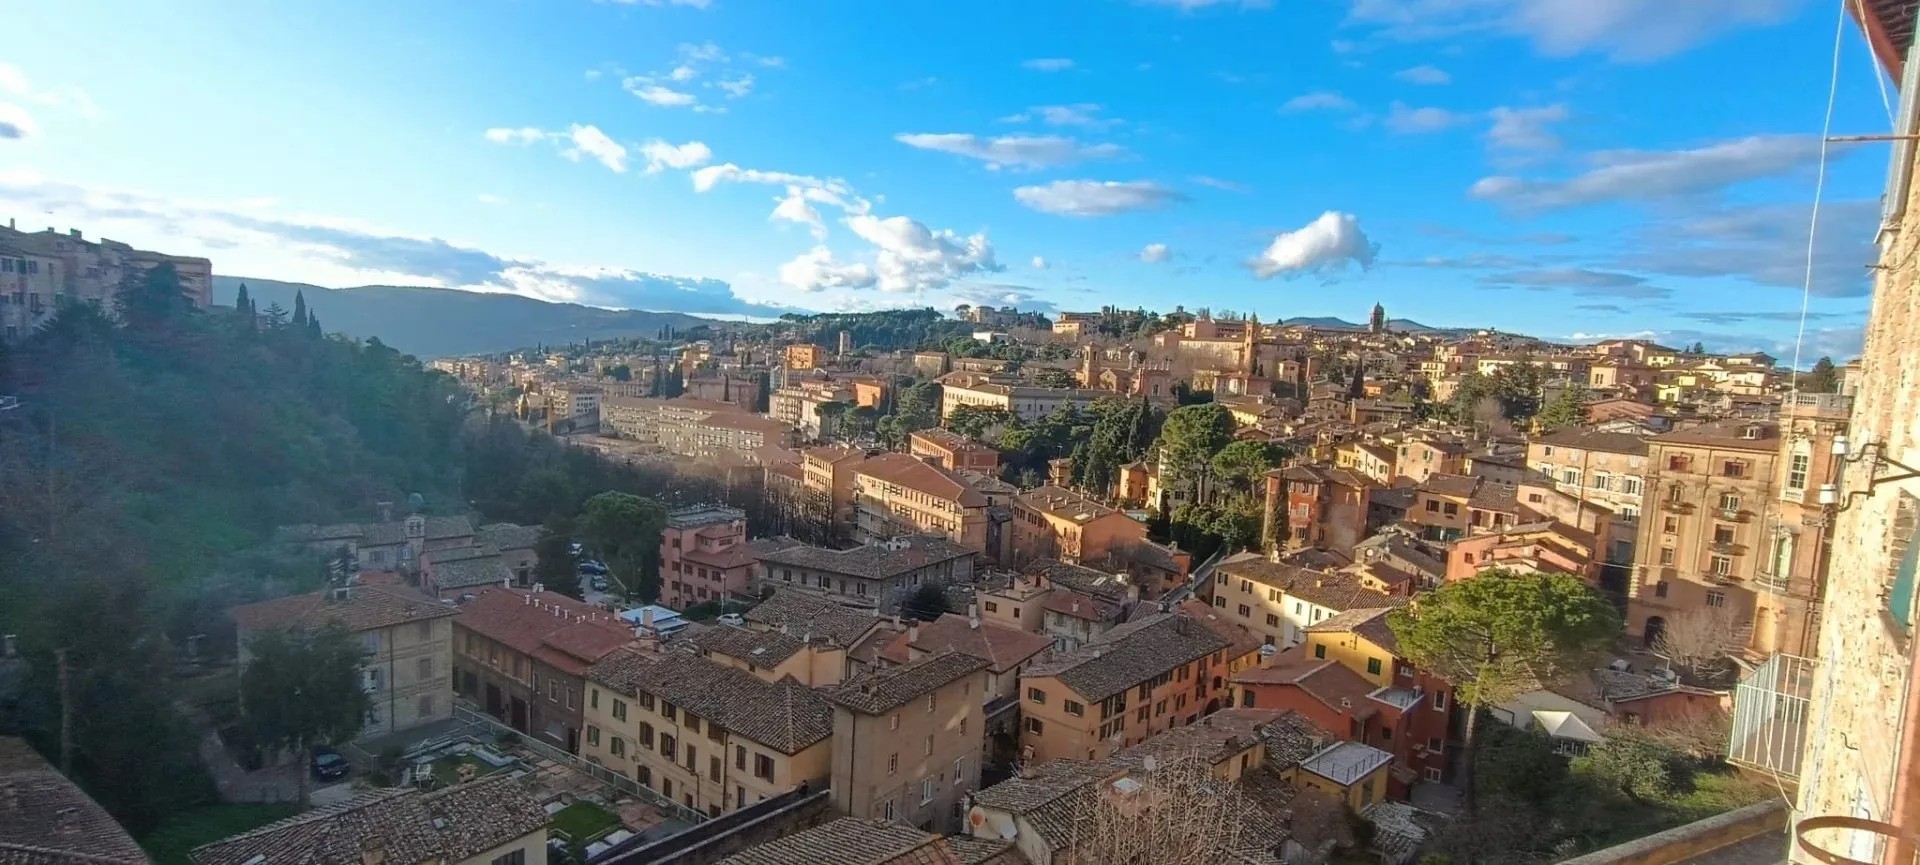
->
[823,651,992,833]
[0,224,214,342]
[684,621,848,687]
[740,589,891,674]
[1395,435,1470,485]
[1627,419,1781,648]
[601,396,797,464]
[229,583,456,738]
[878,610,1053,701]
[1528,428,1649,565]
[800,443,868,535]
[850,453,990,550]
[770,380,854,440]
[544,383,602,420]
[582,649,834,817]
[659,504,750,609]
[1208,553,1402,649]
[756,536,978,614]
[452,588,633,753]
[1017,612,1238,763]
[1750,393,1848,658]
[1335,441,1397,485]
[1271,464,1376,554]
[784,343,824,370]
[908,428,1001,473]
[938,375,1105,422]
[1009,484,1147,566]
[1231,607,1453,796]
[1445,520,1606,585]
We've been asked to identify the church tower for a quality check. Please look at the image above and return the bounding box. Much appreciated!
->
[1368,302,1386,334]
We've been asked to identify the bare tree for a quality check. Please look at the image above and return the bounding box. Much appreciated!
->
[1652,606,1743,685]
[1642,705,1733,761]
[1066,754,1274,865]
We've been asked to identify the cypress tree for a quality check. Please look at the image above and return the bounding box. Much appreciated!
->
[292,290,309,328]
[234,282,251,311]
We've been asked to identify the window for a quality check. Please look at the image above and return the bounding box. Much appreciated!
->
[1719,493,1742,513]
[639,722,655,747]
[984,601,998,613]
[1705,590,1727,608]
[611,737,626,758]
[1313,644,1326,659]
[1433,691,1446,711]
[685,744,698,771]
[549,680,560,703]
[661,734,677,760]
[1722,461,1746,478]
[1668,455,1690,472]
[921,778,936,804]
[1591,473,1610,491]
[924,734,934,755]
[1366,658,1382,675]
[1561,469,1580,486]
[889,752,901,774]
[1655,581,1669,598]
[685,715,701,734]
[1064,700,1084,717]
[613,699,628,722]
[586,726,601,747]
[1443,502,1458,516]
[1620,505,1639,523]
[926,694,937,713]
[663,702,677,722]
[710,755,721,782]
[1622,476,1643,496]
[1714,526,1736,546]
[1787,453,1810,493]
[1425,500,1439,513]
[1710,556,1733,576]
[953,757,967,783]
[491,851,527,865]
[1658,547,1675,566]
[1266,613,1280,627]
[736,745,747,770]
[754,753,775,780]
[1425,767,1443,782]
[1238,604,1251,617]
[1027,687,1046,705]
[418,694,435,717]
[590,689,599,710]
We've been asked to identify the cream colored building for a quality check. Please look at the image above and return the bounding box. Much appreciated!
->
[850,453,990,550]
[228,583,456,739]
[937,373,1105,422]
[1528,428,1649,566]
[822,651,990,834]
[601,396,796,464]
[582,649,834,817]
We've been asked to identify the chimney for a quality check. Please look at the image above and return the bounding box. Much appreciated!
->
[968,603,980,629]
[524,593,532,605]
[643,608,656,629]
[908,621,921,643]
[1269,547,1281,563]
[533,582,544,595]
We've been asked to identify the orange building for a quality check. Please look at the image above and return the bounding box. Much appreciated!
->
[908,428,1001,473]
[784,343,824,370]
[1009,485,1146,566]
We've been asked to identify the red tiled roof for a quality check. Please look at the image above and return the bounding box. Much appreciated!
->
[855,453,988,507]
[882,613,1053,673]
[229,584,456,634]
[1231,647,1380,716]
[454,588,633,676]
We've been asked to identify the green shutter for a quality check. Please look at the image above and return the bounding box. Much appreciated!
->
[1891,527,1919,635]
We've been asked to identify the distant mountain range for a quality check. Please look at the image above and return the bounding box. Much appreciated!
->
[1281,316,1460,334]
[214,277,720,358]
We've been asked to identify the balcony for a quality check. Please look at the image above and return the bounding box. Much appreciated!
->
[1710,540,1745,555]
[1718,508,1750,523]
[1727,653,1815,782]
[1660,500,1692,514]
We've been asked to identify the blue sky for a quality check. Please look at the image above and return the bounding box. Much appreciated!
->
[0,0,1894,360]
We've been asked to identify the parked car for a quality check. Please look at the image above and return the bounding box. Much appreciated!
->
[590,575,608,591]
[716,613,744,626]
[578,560,608,576]
[310,745,351,782]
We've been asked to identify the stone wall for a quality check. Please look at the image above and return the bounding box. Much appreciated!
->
[1557,800,1786,865]
[1793,114,1920,862]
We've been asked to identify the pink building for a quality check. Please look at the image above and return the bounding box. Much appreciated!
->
[659,505,752,609]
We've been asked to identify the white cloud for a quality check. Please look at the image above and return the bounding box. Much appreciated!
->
[1281,91,1356,113]
[1471,134,1831,210]
[0,62,99,120]
[715,75,754,98]
[1486,104,1569,150]
[0,103,37,140]
[1384,102,1465,133]
[1251,211,1378,278]
[1002,103,1118,128]
[1395,64,1452,85]
[1345,0,1797,62]
[1191,175,1250,193]
[1021,58,1076,72]
[1012,180,1187,217]
[1140,243,1172,263]
[476,193,507,205]
[483,126,548,145]
[690,162,859,203]
[668,64,699,82]
[639,139,713,173]
[679,41,728,62]
[1031,256,1049,269]
[845,214,1001,292]
[771,189,827,239]
[779,246,877,292]
[561,124,628,173]
[894,133,1124,170]
[625,79,699,107]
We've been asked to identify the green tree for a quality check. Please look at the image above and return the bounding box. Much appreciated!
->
[115,262,194,328]
[534,516,581,599]
[1210,440,1287,494]
[234,282,251,312]
[580,491,668,601]
[947,405,1013,441]
[1387,569,1621,812]
[609,364,632,382]
[238,622,371,807]
[292,290,309,329]
[1034,368,1079,388]
[1801,356,1838,393]
[904,582,951,621]
[1534,386,1587,432]
[1155,403,1234,495]
[1575,730,1676,805]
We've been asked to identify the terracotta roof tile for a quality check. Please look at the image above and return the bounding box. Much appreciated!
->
[0,738,147,865]
[1022,613,1230,702]
[228,584,456,634]
[189,776,545,865]
[587,650,833,754]
[717,818,953,865]
[822,650,989,715]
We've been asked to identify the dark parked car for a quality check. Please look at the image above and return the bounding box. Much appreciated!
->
[310,745,350,782]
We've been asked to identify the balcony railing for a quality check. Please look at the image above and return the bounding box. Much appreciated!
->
[1718,508,1750,523]
[1727,653,1816,782]
[1711,541,1745,555]
[1661,500,1692,514]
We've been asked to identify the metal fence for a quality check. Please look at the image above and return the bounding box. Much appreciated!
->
[1726,653,1815,782]
[453,704,708,825]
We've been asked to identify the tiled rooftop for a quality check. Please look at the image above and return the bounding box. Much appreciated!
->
[758,536,976,582]
[228,583,457,634]
[587,649,834,754]
[822,650,990,715]
[0,737,148,865]
[189,776,546,865]
[1022,612,1230,702]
